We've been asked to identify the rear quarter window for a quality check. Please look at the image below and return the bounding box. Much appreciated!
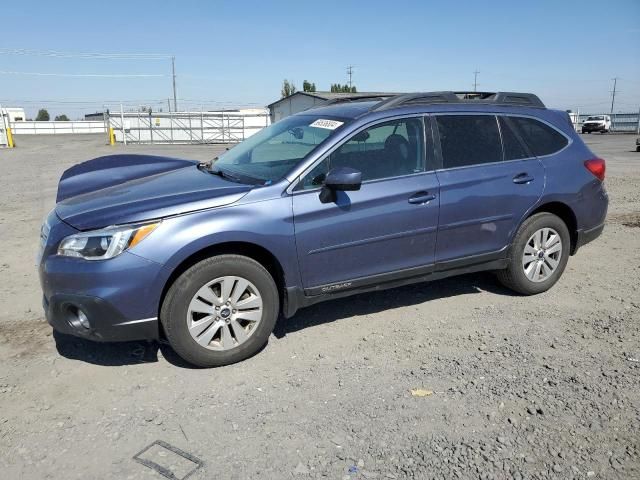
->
[510,117,568,157]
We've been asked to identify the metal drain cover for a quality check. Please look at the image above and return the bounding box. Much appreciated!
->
[133,440,203,480]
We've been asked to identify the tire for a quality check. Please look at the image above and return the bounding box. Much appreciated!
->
[636,146,640,152]
[496,213,570,295]
[161,255,279,367]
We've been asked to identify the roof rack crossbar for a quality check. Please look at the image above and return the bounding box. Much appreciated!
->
[322,94,394,106]
[371,91,545,111]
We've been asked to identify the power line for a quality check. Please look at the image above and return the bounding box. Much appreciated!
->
[0,48,171,59]
[0,48,177,109]
[0,70,166,78]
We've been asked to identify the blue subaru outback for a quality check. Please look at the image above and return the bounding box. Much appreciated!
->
[39,92,608,367]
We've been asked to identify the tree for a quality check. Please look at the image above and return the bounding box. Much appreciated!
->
[36,109,50,121]
[54,114,69,121]
[281,79,297,98]
[330,83,357,93]
[302,80,317,93]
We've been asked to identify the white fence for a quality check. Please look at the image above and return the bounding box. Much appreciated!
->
[11,121,106,135]
[107,110,270,144]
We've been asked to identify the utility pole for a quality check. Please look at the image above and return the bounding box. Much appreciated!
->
[609,77,618,132]
[347,65,354,90]
[172,56,178,112]
[610,77,618,116]
[473,70,480,92]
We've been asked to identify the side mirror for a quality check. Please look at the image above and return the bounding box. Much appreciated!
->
[319,167,362,203]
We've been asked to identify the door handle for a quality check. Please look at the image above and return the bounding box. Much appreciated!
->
[408,191,436,204]
[513,173,534,184]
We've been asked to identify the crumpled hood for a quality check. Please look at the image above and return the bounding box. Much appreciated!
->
[55,154,251,230]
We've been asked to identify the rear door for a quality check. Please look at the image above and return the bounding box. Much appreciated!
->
[433,114,545,264]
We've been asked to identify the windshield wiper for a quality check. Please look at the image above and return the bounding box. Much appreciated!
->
[208,167,244,183]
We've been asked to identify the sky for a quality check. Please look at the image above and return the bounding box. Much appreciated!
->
[1,0,639,119]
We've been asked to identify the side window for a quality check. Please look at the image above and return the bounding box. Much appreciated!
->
[499,117,530,160]
[297,158,330,190]
[509,117,568,157]
[331,118,424,181]
[296,117,424,189]
[436,115,502,168]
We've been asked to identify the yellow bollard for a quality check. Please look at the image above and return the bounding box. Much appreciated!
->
[6,127,14,148]
[109,127,116,145]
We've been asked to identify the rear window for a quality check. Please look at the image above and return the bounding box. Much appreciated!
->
[509,117,568,157]
[436,115,502,168]
[499,117,530,160]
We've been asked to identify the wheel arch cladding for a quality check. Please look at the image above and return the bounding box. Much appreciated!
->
[529,202,578,254]
[157,241,286,321]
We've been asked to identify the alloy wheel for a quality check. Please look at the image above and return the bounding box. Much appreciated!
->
[186,276,263,350]
[522,227,563,283]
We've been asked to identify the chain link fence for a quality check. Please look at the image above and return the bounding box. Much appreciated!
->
[106,109,270,144]
[570,111,640,133]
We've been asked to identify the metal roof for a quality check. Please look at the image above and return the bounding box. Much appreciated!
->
[266,91,399,108]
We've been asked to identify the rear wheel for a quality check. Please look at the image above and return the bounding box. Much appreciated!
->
[161,255,279,367]
[497,213,570,295]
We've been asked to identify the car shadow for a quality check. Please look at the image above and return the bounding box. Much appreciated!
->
[53,331,197,369]
[53,271,515,367]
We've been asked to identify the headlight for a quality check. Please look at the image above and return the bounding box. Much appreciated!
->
[57,222,160,260]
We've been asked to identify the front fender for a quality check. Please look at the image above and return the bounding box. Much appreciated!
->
[130,197,300,312]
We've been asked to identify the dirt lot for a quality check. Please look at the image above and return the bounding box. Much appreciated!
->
[0,133,638,480]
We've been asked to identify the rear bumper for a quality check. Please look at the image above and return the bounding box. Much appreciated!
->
[574,222,604,253]
[43,293,159,342]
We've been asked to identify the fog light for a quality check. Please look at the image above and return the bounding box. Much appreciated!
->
[77,309,90,329]
[67,306,91,330]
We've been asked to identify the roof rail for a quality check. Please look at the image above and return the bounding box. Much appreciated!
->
[322,94,394,106]
[371,91,545,111]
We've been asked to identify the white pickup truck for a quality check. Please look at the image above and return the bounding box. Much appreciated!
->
[582,115,611,134]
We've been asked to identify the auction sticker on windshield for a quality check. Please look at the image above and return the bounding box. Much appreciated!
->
[310,119,344,130]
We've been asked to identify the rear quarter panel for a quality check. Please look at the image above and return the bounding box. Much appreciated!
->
[535,111,608,232]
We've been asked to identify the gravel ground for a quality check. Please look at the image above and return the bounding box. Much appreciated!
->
[0,133,638,480]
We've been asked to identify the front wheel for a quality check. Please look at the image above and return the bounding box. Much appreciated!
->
[161,255,279,367]
[497,213,570,295]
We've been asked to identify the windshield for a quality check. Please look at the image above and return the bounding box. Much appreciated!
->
[212,115,349,183]
[587,116,604,121]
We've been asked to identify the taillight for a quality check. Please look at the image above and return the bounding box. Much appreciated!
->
[584,158,605,181]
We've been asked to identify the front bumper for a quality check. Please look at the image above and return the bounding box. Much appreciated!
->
[582,124,606,132]
[39,212,163,342]
[43,293,158,341]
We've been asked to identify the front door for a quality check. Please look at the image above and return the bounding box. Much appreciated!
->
[292,116,440,291]
[433,114,545,263]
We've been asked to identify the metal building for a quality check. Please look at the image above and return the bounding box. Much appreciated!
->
[267,91,397,122]
[1,107,26,122]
